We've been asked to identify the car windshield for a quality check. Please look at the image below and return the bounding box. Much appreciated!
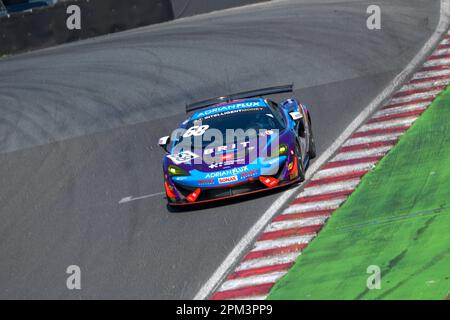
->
[172,107,285,149]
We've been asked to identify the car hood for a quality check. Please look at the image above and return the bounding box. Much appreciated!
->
[165,130,289,172]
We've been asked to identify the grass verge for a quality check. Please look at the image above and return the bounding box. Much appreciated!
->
[268,86,450,300]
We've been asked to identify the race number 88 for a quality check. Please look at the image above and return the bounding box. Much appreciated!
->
[183,125,209,138]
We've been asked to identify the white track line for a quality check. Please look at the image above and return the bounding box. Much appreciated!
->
[389,89,442,105]
[252,235,315,252]
[358,117,418,132]
[433,47,450,55]
[283,198,345,215]
[218,271,287,292]
[300,180,360,197]
[265,216,328,233]
[423,56,450,67]
[413,68,450,79]
[195,0,450,300]
[343,133,402,146]
[374,102,429,118]
[399,78,450,91]
[118,192,165,204]
[235,252,300,272]
[331,146,392,162]
[314,163,377,179]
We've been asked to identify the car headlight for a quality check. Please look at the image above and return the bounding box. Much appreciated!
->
[168,165,190,176]
[264,144,289,161]
[278,144,288,155]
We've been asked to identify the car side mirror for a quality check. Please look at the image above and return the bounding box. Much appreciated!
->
[289,111,303,121]
[158,136,170,153]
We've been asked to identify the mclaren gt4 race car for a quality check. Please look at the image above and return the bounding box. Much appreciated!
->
[158,85,316,206]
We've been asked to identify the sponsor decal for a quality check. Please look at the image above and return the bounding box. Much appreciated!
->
[191,99,267,120]
[204,142,252,156]
[218,176,238,184]
[240,169,259,179]
[198,178,215,185]
[259,176,279,188]
[221,153,234,161]
[208,162,220,169]
[201,107,264,121]
[208,159,245,169]
[182,125,209,138]
[167,150,199,165]
[259,129,274,137]
[205,166,249,179]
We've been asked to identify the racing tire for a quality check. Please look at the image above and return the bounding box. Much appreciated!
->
[308,124,317,159]
[295,144,306,182]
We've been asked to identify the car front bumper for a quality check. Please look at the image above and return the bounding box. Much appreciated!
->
[166,176,301,207]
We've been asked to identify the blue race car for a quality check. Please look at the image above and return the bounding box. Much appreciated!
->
[158,85,316,206]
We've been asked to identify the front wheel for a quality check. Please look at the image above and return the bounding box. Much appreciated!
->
[295,144,306,182]
[308,124,317,159]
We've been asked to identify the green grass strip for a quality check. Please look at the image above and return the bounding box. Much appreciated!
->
[268,86,450,300]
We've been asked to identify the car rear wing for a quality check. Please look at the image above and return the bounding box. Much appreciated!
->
[185,84,294,113]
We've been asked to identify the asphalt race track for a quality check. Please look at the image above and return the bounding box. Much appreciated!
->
[0,0,441,299]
